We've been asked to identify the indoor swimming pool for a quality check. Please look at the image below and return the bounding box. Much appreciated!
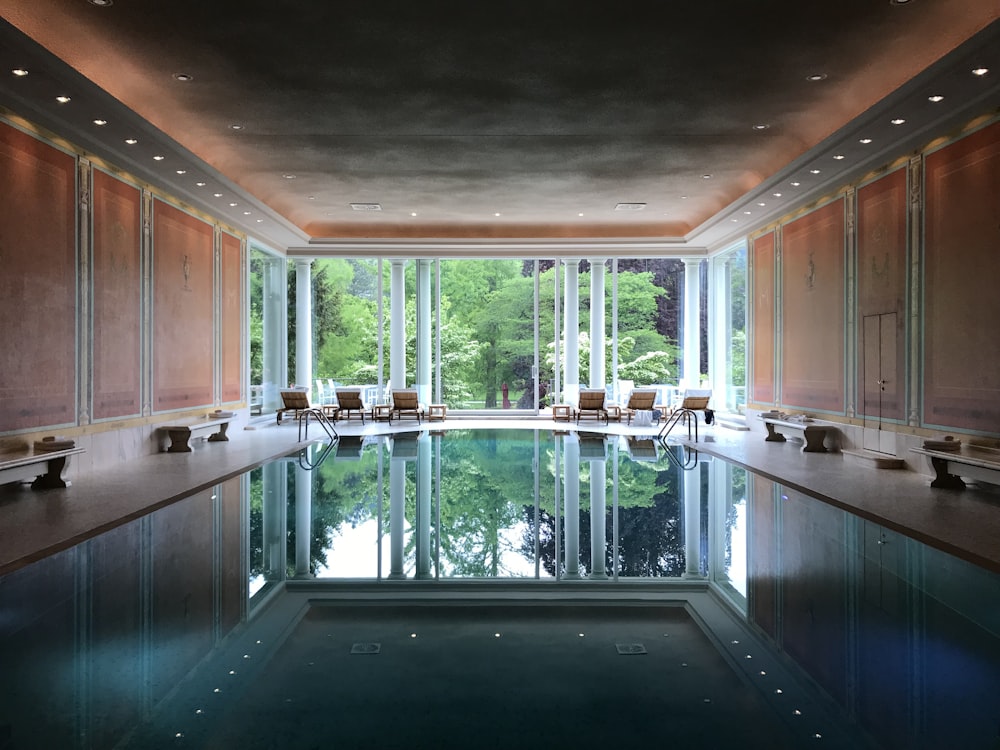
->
[1,428,998,749]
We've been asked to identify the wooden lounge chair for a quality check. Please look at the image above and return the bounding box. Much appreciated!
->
[277,390,311,424]
[622,389,658,424]
[575,389,608,424]
[335,389,367,423]
[391,389,422,423]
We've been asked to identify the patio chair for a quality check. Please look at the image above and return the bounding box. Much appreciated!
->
[335,389,367,423]
[391,389,423,423]
[622,389,658,424]
[276,389,311,424]
[575,389,608,424]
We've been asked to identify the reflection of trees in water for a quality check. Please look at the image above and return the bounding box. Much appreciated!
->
[521,469,685,577]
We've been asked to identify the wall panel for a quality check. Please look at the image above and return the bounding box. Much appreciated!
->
[751,232,775,404]
[92,170,142,420]
[220,232,243,404]
[0,123,76,431]
[923,121,1000,432]
[152,200,214,412]
[781,199,845,413]
[857,169,908,421]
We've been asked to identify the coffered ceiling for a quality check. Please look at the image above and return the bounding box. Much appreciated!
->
[1,1,999,255]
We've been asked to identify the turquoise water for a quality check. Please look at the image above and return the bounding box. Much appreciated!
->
[1,428,998,748]
[249,429,725,588]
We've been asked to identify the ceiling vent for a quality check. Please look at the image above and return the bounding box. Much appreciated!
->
[350,203,382,211]
[614,203,646,211]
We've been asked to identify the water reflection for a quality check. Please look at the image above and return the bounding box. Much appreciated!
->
[250,429,715,584]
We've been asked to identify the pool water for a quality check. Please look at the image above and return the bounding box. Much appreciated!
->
[249,429,723,587]
[1,428,998,749]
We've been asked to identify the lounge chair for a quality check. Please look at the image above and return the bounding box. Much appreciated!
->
[391,389,423,423]
[575,389,608,424]
[622,389,658,424]
[335,389,367,423]
[277,389,311,424]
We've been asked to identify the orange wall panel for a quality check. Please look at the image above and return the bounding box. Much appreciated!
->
[220,232,242,404]
[751,232,775,404]
[856,169,907,421]
[92,170,142,420]
[781,199,845,413]
[152,200,214,412]
[0,123,76,431]
[923,121,1000,431]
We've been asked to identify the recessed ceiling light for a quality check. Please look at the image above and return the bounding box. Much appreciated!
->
[12,68,29,77]
[175,170,186,175]
[859,138,873,144]
[927,94,945,102]
[350,203,382,211]
[890,118,906,125]
[124,138,138,145]
[55,96,71,104]
[195,181,206,187]
[790,181,801,187]
[173,73,194,82]
[833,154,845,160]
[809,169,821,174]
[213,193,223,198]
[972,67,989,76]
[806,73,827,82]
[752,124,769,130]
[772,192,782,197]
[92,119,107,126]
[153,155,165,161]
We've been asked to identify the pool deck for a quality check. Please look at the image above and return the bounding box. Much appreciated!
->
[1,416,998,577]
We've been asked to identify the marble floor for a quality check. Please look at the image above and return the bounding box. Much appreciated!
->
[2,413,998,577]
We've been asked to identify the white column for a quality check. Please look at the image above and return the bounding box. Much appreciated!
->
[589,459,608,579]
[294,259,313,390]
[261,257,287,410]
[390,260,406,389]
[388,458,406,579]
[563,436,581,579]
[682,258,702,390]
[416,259,432,405]
[589,258,606,389]
[293,464,312,579]
[415,433,432,579]
[708,255,730,411]
[262,460,287,582]
[564,260,580,398]
[684,464,703,578]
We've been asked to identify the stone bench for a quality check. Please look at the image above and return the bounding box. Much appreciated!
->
[158,414,233,453]
[763,417,839,453]
[0,443,86,489]
[910,444,1000,490]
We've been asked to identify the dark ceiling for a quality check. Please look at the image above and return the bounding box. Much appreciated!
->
[1,0,999,253]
